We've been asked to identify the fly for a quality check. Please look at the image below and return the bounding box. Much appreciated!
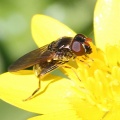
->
[8,34,92,100]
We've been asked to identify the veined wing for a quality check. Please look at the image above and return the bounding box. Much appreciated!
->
[8,45,55,72]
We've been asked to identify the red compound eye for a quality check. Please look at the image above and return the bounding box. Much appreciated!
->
[70,34,92,56]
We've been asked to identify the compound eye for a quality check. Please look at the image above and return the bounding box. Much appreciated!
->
[70,40,85,56]
[70,34,92,56]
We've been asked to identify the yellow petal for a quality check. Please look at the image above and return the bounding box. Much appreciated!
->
[0,71,77,114]
[94,0,120,50]
[105,44,120,66]
[28,110,82,120]
[31,14,76,47]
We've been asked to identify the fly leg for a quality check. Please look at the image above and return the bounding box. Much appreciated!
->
[78,54,94,67]
[63,65,81,81]
[23,77,41,101]
[23,64,41,101]
[84,54,94,61]
[24,62,58,101]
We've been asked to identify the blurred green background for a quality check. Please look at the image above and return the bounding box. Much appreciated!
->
[0,0,96,119]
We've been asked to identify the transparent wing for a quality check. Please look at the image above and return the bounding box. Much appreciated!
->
[8,45,55,72]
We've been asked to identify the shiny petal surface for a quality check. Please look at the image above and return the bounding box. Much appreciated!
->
[28,110,81,120]
[0,71,76,114]
[94,0,120,50]
[31,14,76,47]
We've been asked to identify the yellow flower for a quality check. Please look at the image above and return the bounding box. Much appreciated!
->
[0,0,120,120]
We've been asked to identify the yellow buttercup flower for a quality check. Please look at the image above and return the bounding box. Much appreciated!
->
[0,0,120,120]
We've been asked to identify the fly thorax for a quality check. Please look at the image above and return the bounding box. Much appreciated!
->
[53,49,75,62]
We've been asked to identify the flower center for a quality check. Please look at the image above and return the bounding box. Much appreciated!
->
[67,44,120,119]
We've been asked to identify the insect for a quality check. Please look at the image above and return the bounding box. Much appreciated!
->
[8,34,92,100]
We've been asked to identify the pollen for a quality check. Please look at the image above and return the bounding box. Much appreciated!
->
[67,43,120,117]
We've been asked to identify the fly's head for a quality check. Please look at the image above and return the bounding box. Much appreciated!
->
[70,34,92,56]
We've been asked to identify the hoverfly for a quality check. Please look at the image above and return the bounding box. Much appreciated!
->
[8,34,92,100]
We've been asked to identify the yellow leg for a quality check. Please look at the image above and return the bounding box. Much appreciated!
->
[23,78,41,101]
[63,65,81,81]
